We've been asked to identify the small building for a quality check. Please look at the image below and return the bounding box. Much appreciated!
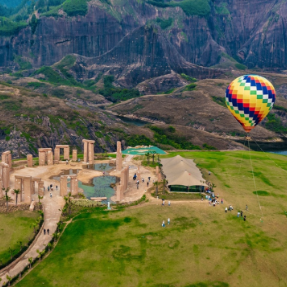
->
[161,155,207,192]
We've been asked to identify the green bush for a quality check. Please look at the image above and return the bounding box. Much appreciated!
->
[180,73,197,82]
[156,17,173,29]
[14,55,32,70]
[27,82,47,89]
[0,16,27,36]
[62,0,88,16]
[265,113,287,133]
[148,0,210,17]
[211,96,226,107]
[235,63,247,70]
[184,83,196,91]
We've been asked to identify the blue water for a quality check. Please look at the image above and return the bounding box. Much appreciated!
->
[84,163,114,171]
[269,151,287,155]
[78,176,116,203]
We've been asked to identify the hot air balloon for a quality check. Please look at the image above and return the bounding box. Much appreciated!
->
[225,75,276,133]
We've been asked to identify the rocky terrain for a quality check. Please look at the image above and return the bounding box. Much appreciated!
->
[1,0,287,156]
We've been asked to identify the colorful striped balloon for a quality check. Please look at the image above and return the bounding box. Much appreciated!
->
[225,75,276,133]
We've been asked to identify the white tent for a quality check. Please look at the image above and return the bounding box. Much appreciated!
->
[161,155,207,188]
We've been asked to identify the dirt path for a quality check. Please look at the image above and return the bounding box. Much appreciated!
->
[0,193,64,286]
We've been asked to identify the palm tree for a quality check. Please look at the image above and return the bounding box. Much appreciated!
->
[3,187,10,211]
[38,195,43,204]
[28,257,33,268]
[162,179,167,194]
[151,151,157,164]
[47,242,52,252]
[6,275,11,286]
[154,181,159,196]
[37,249,45,261]
[14,189,20,206]
[145,152,150,164]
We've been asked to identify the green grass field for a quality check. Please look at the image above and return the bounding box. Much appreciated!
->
[0,211,39,266]
[16,151,287,287]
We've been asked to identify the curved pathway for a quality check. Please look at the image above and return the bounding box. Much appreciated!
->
[0,193,64,286]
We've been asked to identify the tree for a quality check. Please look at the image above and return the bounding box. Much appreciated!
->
[32,223,37,233]
[145,152,150,164]
[154,181,159,196]
[162,179,167,194]
[151,151,157,164]
[28,257,33,268]
[14,189,20,206]
[3,187,10,211]
[38,195,43,204]
[37,249,45,261]
[6,275,12,286]
[18,241,23,250]
[29,14,38,34]
[47,242,52,251]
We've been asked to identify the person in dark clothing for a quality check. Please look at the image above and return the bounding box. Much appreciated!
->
[243,215,246,221]
[47,229,50,235]
[241,211,243,217]
[44,229,46,235]
[147,182,149,187]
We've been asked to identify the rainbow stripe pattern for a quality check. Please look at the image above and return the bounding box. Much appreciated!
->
[225,75,276,133]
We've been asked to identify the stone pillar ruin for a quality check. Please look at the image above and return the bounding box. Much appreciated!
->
[82,139,95,164]
[116,166,129,201]
[47,151,53,165]
[72,149,77,161]
[38,181,44,196]
[2,151,12,170]
[27,154,33,167]
[38,148,52,166]
[2,163,10,189]
[54,145,70,162]
[15,175,42,204]
[60,176,68,196]
[116,141,122,171]
[54,147,60,161]
[70,175,79,196]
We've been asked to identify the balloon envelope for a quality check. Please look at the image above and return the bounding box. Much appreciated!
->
[225,75,276,133]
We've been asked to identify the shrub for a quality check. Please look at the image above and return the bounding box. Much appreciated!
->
[63,0,88,16]
[184,83,196,91]
[148,0,210,17]
[235,63,247,70]
[211,96,226,107]
[180,73,197,82]
[0,16,27,36]
[156,17,173,29]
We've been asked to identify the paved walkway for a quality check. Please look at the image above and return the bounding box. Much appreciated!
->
[0,193,64,285]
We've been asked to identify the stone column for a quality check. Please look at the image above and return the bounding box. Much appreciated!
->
[72,149,77,161]
[54,148,60,161]
[88,142,94,164]
[0,165,3,192]
[31,180,35,194]
[39,150,46,166]
[23,176,32,204]
[64,146,70,160]
[116,141,122,171]
[14,176,22,202]
[8,153,12,170]
[116,184,123,202]
[38,181,44,196]
[83,140,88,163]
[27,154,33,167]
[60,176,68,196]
[2,163,9,189]
[70,175,78,196]
[47,151,53,165]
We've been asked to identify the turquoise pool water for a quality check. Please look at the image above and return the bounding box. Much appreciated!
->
[78,176,116,203]
[122,146,166,155]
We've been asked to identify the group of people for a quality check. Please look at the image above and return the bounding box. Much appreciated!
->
[43,228,50,235]
[161,199,171,206]
[225,205,248,221]
[134,175,153,189]
[162,218,170,227]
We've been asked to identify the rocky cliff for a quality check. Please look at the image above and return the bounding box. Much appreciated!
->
[1,0,287,79]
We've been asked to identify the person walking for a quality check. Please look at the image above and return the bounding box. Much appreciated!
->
[246,205,248,211]
[243,215,246,221]
[66,160,68,165]
[168,201,171,206]
[147,181,149,187]
[162,199,165,206]
[237,211,240,218]
[47,229,49,235]
[47,186,50,192]
[241,211,243,217]
[50,192,52,198]
[167,218,170,225]
[162,220,165,227]
[44,229,46,235]
[225,207,227,213]
[136,182,139,190]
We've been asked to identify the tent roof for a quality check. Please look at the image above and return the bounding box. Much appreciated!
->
[161,155,207,187]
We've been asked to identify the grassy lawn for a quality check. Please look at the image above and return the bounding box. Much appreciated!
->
[16,151,287,287]
[0,211,39,266]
